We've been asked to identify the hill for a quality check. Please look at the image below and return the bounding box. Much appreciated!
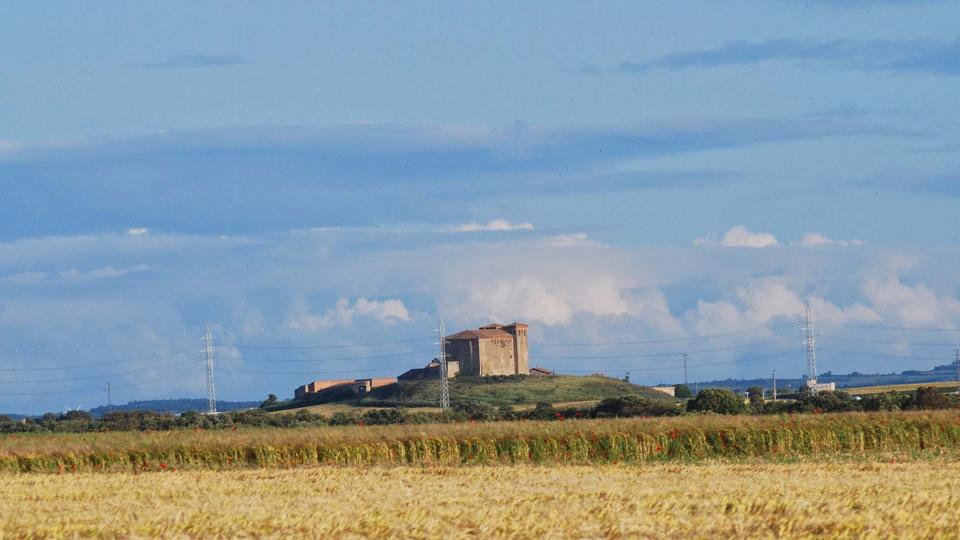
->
[89,399,260,417]
[680,362,960,393]
[268,375,675,412]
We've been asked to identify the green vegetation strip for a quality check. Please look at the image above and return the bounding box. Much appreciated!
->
[2,411,959,473]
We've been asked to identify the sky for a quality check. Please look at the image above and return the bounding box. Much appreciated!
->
[2,1,960,413]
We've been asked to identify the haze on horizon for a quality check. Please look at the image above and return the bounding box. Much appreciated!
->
[2,1,959,414]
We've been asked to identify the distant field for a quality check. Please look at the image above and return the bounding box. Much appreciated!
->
[3,462,959,538]
[3,410,960,473]
[845,381,960,395]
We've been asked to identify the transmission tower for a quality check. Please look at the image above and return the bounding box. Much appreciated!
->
[682,353,688,386]
[804,301,818,391]
[202,327,217,414]
[437,320,450,409]
[955,349,959,395]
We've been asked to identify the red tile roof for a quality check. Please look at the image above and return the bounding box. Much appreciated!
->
[446,328,513,340]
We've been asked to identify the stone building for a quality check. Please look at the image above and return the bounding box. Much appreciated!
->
[417,322,528,378]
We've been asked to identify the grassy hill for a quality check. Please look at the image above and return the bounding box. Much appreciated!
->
[268,375,675,413]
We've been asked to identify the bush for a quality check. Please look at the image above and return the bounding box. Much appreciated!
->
[686,388,748,415]
[793,390,858,413]
[360,408,406,425]
[861,392,907,412]
[674,384,692,399]
[909,386,955,410]
[593,396,679,418]
[452,401,499,421]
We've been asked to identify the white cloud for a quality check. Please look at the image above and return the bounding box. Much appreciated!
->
[861,275,960,328]
[59,265,151,283]
[545,232,594,247]
[798,232,865,247]
[288,297,411,331]
[127,228,149,236]
[695,226,779,248]
[687,278,878,334]
[449,219,535,233]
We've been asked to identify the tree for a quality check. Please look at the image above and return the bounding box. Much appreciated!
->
[910,386,953,410]
[686,388,747,415]
[260,394,278,408]
[674,384,692,399]
[746,386,765,408]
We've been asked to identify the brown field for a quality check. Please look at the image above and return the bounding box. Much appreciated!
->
[845,381,960,395]
[2,462,959,538]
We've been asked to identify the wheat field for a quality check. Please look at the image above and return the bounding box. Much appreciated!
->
[4,410,960,472]
[2,461,959,538]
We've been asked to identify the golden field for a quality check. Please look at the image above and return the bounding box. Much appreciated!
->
[4,410,960,472]
[2,462,960,538]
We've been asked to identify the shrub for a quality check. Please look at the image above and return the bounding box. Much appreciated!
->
[909,386,955,410]
[793,390,858,413]
[673,384,692,399]
[593,396,679,418]
[360,408,406,425]
[686,388,747,415]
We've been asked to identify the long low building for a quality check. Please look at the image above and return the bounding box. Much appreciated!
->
[294,377,397,400]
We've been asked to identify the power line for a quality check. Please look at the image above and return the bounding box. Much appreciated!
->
[0,360,198,384]
[222,351,434,363]
[817,334,958,347]
[817,321,960,333]
[226,337,425,350]
[537,339,791,361]
[0,346,200,372]
[530,322,800,347]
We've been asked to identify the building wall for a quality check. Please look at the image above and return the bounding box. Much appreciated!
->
[477,338,516,376]
[447,339,480,376]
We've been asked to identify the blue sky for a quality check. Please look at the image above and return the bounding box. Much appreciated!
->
[2,1,959,413]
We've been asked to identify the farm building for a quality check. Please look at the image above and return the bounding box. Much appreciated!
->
[294,377,397,400]
[399,322,530,380]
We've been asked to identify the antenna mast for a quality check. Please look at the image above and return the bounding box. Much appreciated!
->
[438,319,450,409]
[202,327,217,414]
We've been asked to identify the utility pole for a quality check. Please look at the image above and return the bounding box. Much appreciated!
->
[772,370,777,402]
[805,301,818,392]
[106,382,112,409]
[682,353,688,387]
[437,320,450,409]
[202,327,217,414]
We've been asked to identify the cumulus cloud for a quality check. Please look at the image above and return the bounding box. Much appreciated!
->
[695,226,779,248]
[545,233,594,247]
[449,219,535,233]
[798,232,865,247]
[686,278,878,334]
[288,297,412,331]
[861,275,960,328]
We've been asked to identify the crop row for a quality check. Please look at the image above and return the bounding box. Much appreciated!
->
[2,410,959,472]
